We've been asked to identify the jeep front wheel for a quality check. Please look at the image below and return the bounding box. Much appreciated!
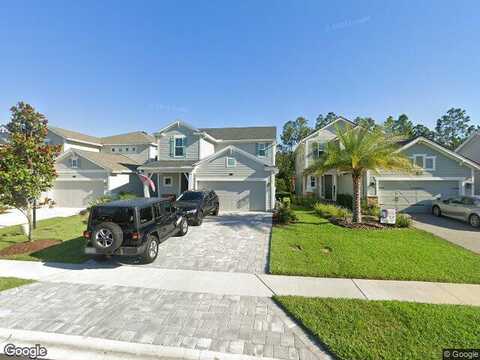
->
[142,235,159,263]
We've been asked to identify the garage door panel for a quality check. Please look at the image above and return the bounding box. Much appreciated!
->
[378,180,460,213]
[53,181,105,208]
[197,181,266,211]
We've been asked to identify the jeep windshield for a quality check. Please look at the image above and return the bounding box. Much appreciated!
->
[91,206,135,225]
[177,192,203,201]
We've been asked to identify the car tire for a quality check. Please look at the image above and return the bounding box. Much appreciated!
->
[193,211,204,226]
[469,214,480,228]
[177,218,189,236]
[91,222,123,252]
[432,206,441,217]
[212,204,219,216]
[142,235,160,264]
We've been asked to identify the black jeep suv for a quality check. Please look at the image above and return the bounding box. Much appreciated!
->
[84,198,188,263]
[175,190,219,226]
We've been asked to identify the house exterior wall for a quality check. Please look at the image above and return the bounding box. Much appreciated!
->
[215,141,275,165]
[194,149,270,180]
[199,138,215,159]
[457,133,480,163]
[56,154,104,172]
[45,131,66,147]
[156,173,181,197]
[157,127,199,161]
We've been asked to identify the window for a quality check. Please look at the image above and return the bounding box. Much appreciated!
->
[91,207,134,225]
[412,155,435,171]
[154,204,162,219]
[132,147,136,152]
[71,158,78,168]
[174,136,185,157]
[163,176,172,187]
[118,147,122,152]
[111,148,115,152]
[162,201,174,213]
[312,142,323,159]
[139,207,153,224]
[125,147,129,152]
[257,143,267,157]
[226,157,236,167]
[310,176,316,188]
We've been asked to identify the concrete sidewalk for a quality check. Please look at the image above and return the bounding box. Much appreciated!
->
[0,260,479,306]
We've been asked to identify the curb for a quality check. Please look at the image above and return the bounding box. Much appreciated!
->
[0,328,282,360]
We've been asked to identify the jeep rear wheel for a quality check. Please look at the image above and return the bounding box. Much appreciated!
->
[92,222,123,252]
[142,235,159,263]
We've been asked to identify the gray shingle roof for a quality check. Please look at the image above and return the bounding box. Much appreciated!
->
[101,131,155,145]
[49,126,102,145]
[199,126,276,141]
[74,149,139,172]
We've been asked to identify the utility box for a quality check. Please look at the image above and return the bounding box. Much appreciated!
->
[380,208,396,224]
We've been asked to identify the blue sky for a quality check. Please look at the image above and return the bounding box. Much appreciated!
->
[0,1,479,137]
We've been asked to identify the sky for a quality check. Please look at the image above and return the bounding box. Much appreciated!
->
[0,0,479,138]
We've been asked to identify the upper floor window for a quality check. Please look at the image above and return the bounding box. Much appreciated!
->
[226,157,236,167]
[70,157,78,169]
[311,142,323,159]
[411,154,436,171]
[256,143,267,157]
[174,136,186,157]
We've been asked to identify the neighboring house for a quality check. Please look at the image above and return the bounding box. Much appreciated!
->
[42,128,157,207]
[456,131,480,197]
[139,121,278,211]
[295,117,480,213]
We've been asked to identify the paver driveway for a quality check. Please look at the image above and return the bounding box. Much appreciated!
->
[121,212,272,273]
[0,282,330,360]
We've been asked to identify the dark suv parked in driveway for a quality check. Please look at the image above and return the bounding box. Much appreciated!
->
[175,190,219,225]
[84,198,188,263]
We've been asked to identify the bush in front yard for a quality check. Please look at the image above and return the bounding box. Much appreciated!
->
[336,194,353,210]
[276,199,298,224]
[314,202,351,219]
[361,199,380,217]
[293,195,317,209]
[395,213,412,228]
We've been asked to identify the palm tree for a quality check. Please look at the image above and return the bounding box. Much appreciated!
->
[306,125,414,223]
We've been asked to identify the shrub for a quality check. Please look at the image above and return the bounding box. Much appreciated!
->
[276,191,293,203]
[293,195,317,209]
[395,213,412,228]
[336,194,353,210]
[361,199,380,217]
[276,198,297,224]
[314,202,351,219]
[275,178,288,193]
[117,192,138,200]
[0,204,8,214]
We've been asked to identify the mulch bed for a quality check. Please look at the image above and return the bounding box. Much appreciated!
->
[330,217,387,230]
[0,239,61,256]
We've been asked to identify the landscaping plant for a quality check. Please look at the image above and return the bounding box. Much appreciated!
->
[306,125,414,223]
[395,213,412,228]
[0,102,60,241]
[314,202,351,219]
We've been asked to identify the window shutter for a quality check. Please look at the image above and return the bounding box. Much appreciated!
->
[77,158,81,168]
[255,143,260,156]
[169,137,174,157]
[183,137,187,158]
[68,158,72,167]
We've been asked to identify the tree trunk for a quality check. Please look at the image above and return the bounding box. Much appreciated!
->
[352,174,362,223]
[26,203,33,241]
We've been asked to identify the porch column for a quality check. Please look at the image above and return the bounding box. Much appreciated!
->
[188,173,194,190]
[270,173,276,210]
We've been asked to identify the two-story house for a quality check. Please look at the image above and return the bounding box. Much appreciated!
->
[139,121,278,211]
[456,131,480,197]
[295,117,480,213]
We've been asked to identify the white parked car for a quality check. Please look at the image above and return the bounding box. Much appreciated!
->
[432,196,480,228]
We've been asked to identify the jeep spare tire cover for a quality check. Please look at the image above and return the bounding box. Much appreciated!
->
[92,222,123,251]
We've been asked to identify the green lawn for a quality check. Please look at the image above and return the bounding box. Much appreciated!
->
[0,214,90,263]
[0,277,35,292]
[276,296,480,360]
[270,209,480,284]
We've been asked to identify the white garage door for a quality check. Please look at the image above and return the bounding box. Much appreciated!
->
[197,180,266,211]
[378,180,460,213]
[53,181,105,208]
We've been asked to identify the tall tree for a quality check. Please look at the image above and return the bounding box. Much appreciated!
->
[306,125,413,223]
[354,116,378,131]
[276,149,296,192]
[280,117,312,149]
[434,108,478,149]
[0,102,60,240]
[315,112,337,130]
[384,114,414,138]
[412,124,435,140]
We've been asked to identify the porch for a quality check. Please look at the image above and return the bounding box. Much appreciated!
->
[303,170,338,201]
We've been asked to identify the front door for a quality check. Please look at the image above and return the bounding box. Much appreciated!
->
[180,173,189,193]
[324,175,333,200]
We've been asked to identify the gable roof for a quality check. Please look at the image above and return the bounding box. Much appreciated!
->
[456,131,480,153]
[49,126,102,146]
[199,126,276,141]
[398,136,480,170]
[57,149,139,173]
[101,131,156,145]
[300,117,355,144]
[193,145,276,170]
[139,159,197,171]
